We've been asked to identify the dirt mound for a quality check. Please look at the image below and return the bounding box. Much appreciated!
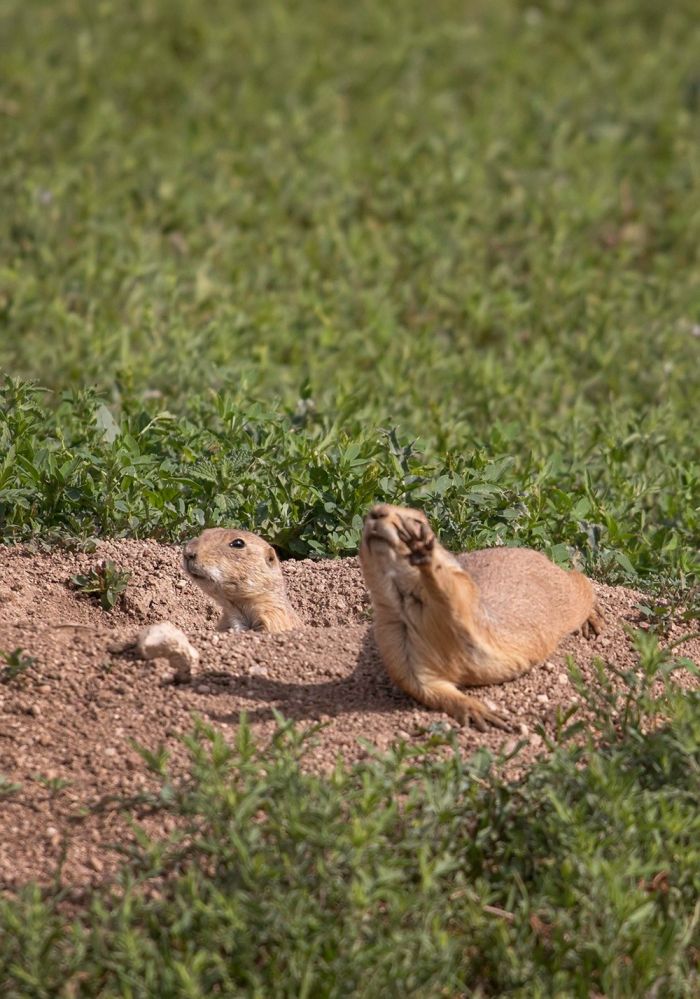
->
[0,540,698,891]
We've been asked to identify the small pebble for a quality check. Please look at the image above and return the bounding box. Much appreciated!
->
[557,673,569,685]
[518,722,529,736]
[197,685,211,694]
[249,664,267,678]
[175,579,187,589]
[536,693,549,704]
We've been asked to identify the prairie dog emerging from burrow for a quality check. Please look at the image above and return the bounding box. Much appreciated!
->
[359,504,603,731]
[182,527,301,633]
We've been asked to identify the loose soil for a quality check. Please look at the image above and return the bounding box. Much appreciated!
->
[0,539,697,892]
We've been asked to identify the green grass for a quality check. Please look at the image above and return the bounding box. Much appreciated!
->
[1,0,699,993]
[1,639,699,998]
[1,0,700,420]
[1,0,698,581]
[1,376,698,589]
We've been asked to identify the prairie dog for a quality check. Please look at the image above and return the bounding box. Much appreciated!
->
[182,528,301,633]
[359,504,603,731]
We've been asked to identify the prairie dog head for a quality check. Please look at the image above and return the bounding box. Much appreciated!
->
[182,527,283,607]
[359,503,431,592]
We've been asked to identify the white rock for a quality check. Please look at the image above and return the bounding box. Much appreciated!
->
[135,622,199,682]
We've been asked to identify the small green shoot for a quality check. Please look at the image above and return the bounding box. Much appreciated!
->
[0,648,36,684]
[637,582,700,638]
[0,776,22,799]
[70,560,131,611]
[33,775,72,798]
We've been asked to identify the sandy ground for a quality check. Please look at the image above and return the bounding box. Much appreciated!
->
[0,539,698,892]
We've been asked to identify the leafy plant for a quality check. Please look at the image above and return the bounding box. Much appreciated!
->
[567,628,700,743]
[0,664,698,997]
[33,775,72,798]
[70,560,131,610]
[0,379,698,581]
[0,777,21,800]
[0,648,35,684]
[637,581,700,638]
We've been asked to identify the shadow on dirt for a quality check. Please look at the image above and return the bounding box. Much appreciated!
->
[198,630,412,724]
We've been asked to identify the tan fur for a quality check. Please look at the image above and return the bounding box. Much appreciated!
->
[359,504,603,730]
[182,528,301,633]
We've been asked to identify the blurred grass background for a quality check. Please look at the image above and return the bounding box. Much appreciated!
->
[2,0,699,411]
[0,0,698,571]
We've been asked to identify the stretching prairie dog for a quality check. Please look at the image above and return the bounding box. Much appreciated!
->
[359,504,603,731]
[182,528,301,633]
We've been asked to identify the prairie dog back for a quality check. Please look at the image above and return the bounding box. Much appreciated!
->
[457,547,595,647]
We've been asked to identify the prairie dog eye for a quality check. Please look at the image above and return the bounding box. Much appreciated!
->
[229,538,246,549]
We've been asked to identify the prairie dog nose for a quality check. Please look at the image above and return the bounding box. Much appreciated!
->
[368,505,390,520]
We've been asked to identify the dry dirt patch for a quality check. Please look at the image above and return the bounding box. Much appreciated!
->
[0,539,698,891]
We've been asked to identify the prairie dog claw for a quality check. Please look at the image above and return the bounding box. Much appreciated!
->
[396,515,436,565]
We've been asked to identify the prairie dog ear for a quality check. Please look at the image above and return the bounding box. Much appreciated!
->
[266,545,278,567]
